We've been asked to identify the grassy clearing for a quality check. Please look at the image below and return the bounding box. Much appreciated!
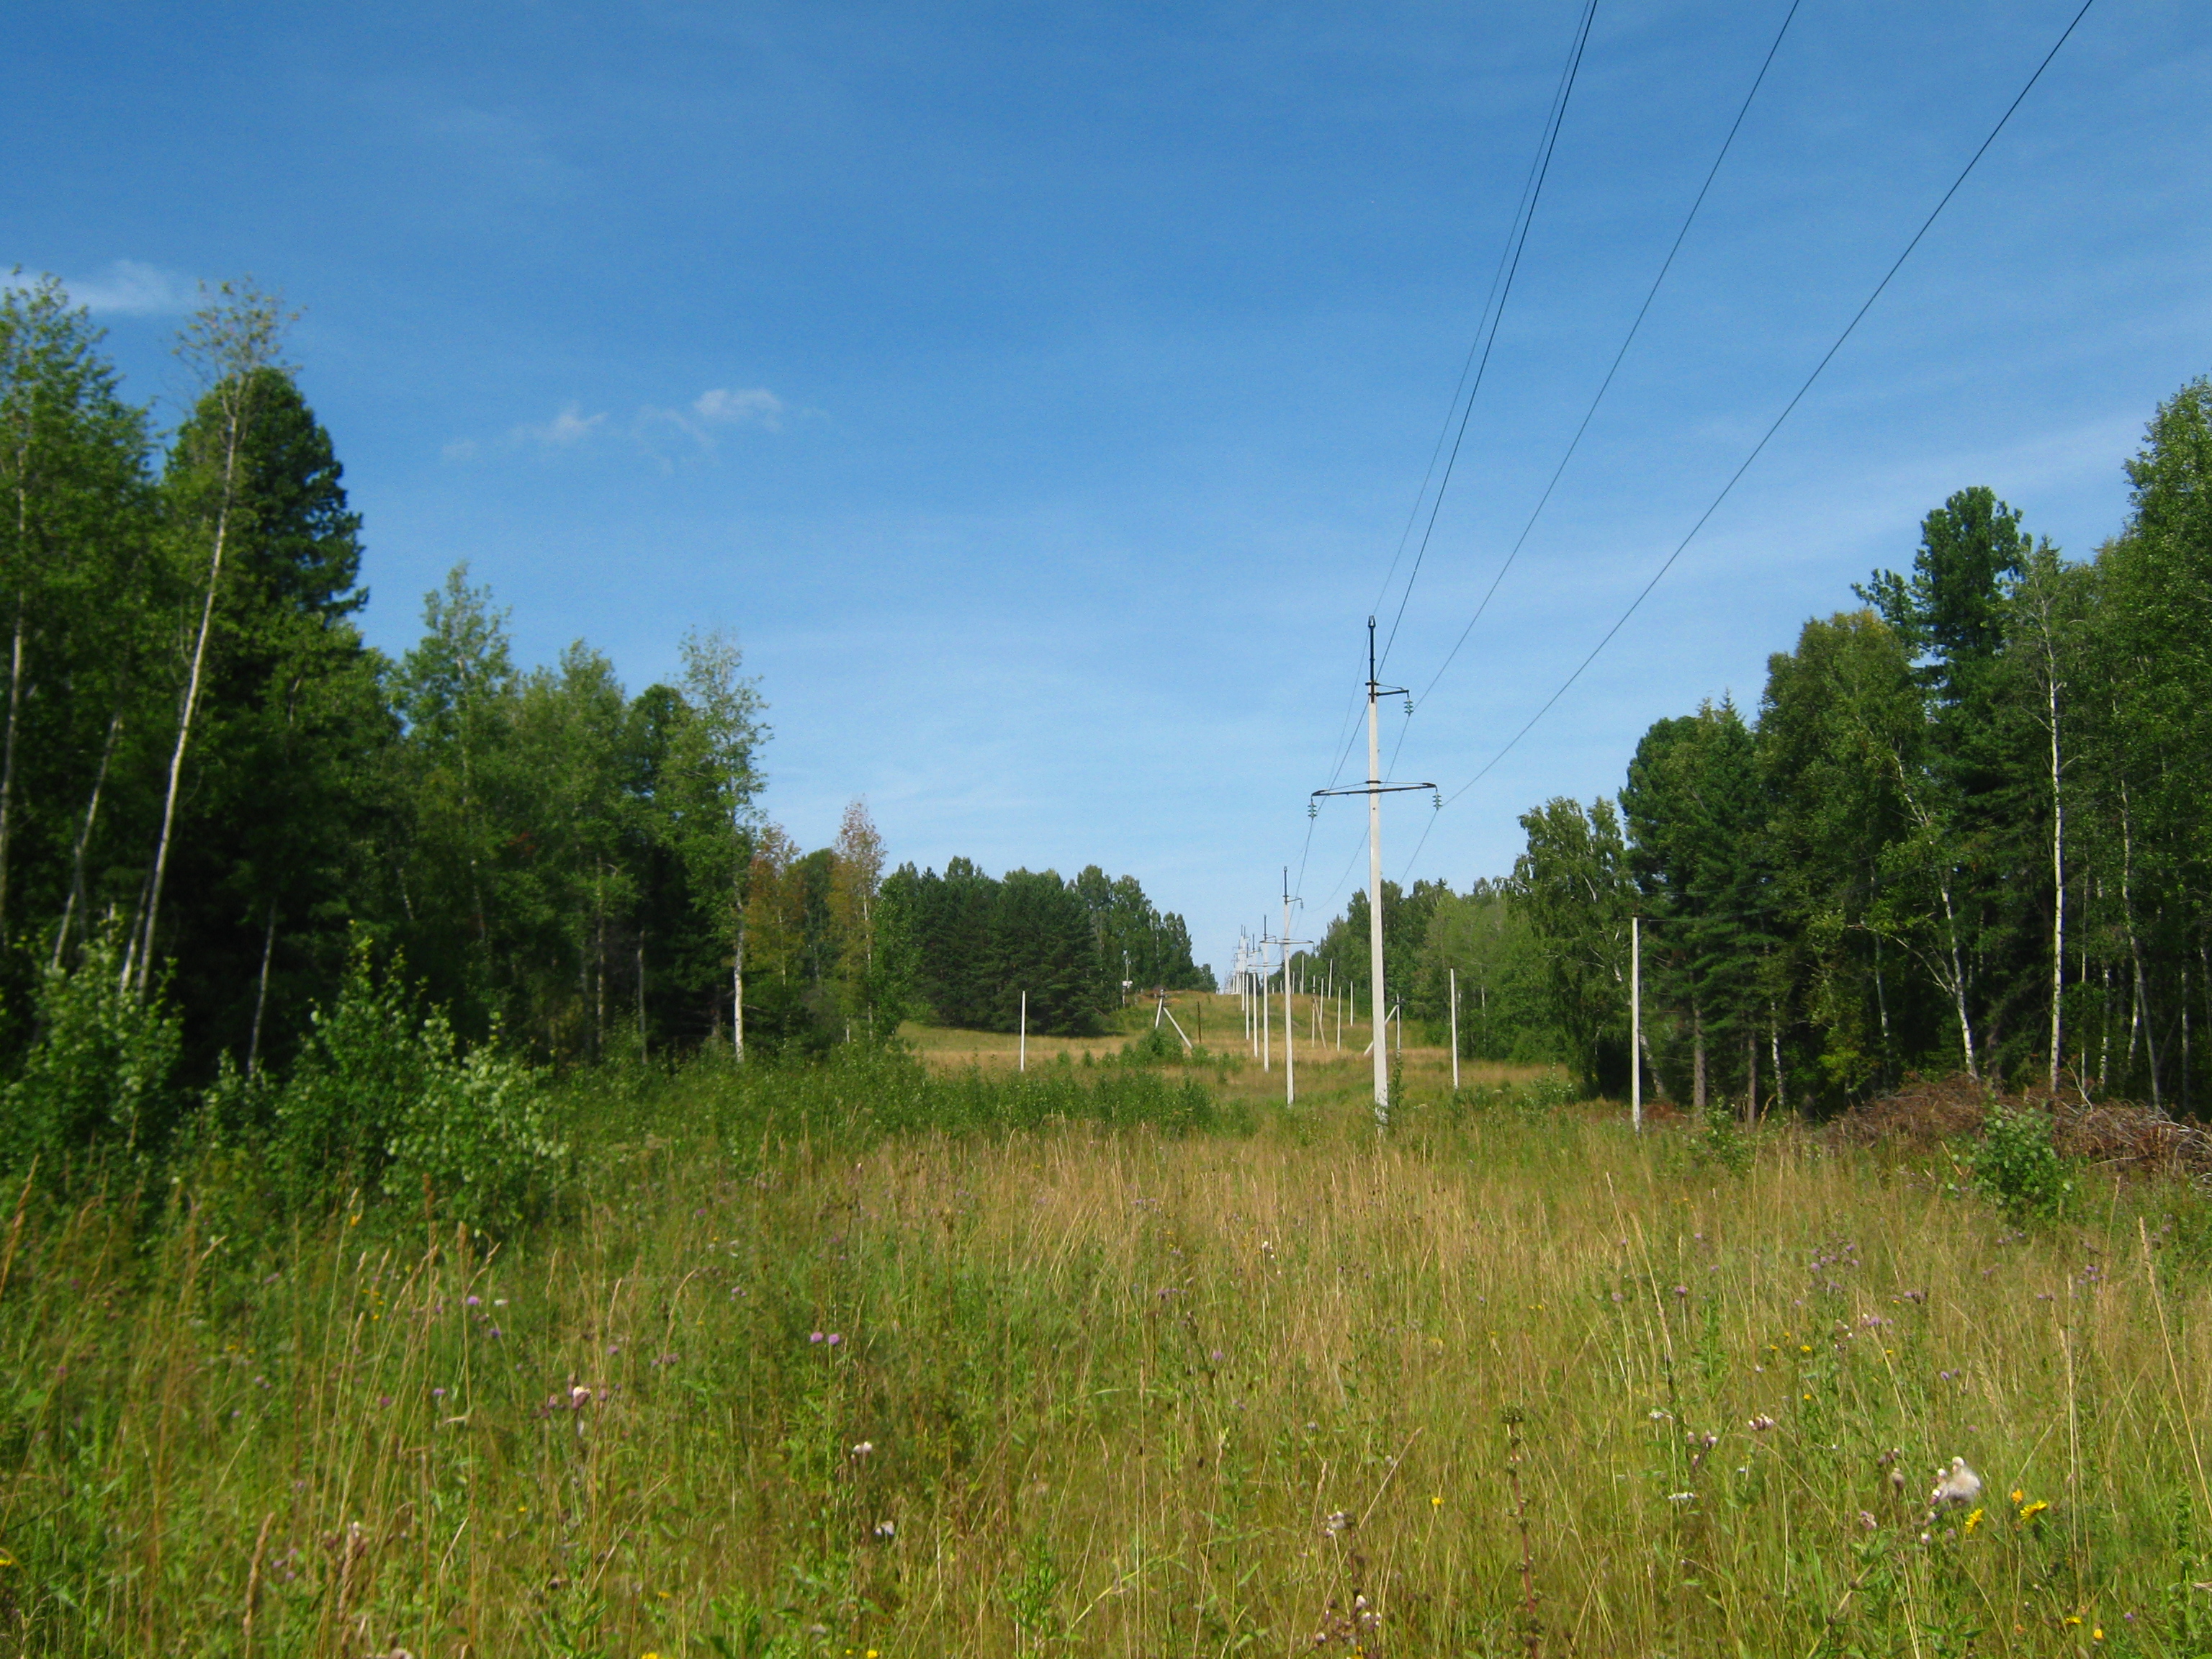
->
[4,1056,2211,1657]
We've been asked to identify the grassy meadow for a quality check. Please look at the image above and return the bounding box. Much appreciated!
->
[3,1014,2211,1658]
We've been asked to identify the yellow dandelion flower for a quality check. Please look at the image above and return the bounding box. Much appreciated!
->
[2064,1615,2082,1626]
[1431,1494,1444,1508]
[2010,1487,2026,1504]
[2020,1499,2050,1522]
[1802,1393,1813,1401]
[1799,1344,1812,1354]
[1964,1508,1984,1533]
[2093,1629,2105,1641]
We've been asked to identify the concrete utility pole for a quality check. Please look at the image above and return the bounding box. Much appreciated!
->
[1630,914,1642,1134]
[1312,619,1434,1128]
[1274,866,1309,1107]
[1449,966,1460,1094]
[1019,990,1028,1073]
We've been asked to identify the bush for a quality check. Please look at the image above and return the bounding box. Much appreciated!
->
[1969,1097,2075,1220]
[272,946,564,1229]
[1,934,181,1177]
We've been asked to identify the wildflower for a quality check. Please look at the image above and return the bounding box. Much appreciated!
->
[465,1295,481,1308]
[1672,1285,1688,1298]
[850,1441,875,1456]
[2019,1498,2050,1522]
[1858,1511,1877,1532]
[2010,1487,2026,1504]
[2064,1616,2082,1627]
[810,1331,825,1344]
[873,1519,896,1538]
[1666,1491,1696,1503]
[377,1395,392,1408]
[432,1387,446,1399]
[1964,1508,1984,1533]
[827,1333,843,1346]
[1799,1344,1812,1354]
[1930,1457,1982,1508]
[1431,1494,1442,1507]
[1649,1408,1672,1422]
[1748,1414,1776,1432]
[0,1551,14,1566]
[2093,1628,2104,1641]
[1323,1510,1354,1537]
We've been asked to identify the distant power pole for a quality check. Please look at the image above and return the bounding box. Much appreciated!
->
[1449,966,1460,1094]
[1272,867,1309,1107]
[1631,914,1642,1134]
[1312,619,1435,1128]
[1020,990,1028,1072]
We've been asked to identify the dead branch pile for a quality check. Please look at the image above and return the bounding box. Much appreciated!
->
[1832,1073,2212,1179]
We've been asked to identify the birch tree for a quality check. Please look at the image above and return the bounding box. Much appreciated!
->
[132,284,290,997]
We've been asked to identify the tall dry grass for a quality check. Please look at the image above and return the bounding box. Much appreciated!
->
[2,1087,2209,1656]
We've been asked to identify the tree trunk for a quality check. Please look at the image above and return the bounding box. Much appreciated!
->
[1639,1023,1671,1102]
[53,705,122,970]
[139,397,247,999]
[1692,1002,1707,1112]
[246,902,278,1077]
[1769,1006,1786,1118]
[1745,1030,1758,1125]
[1936,870,1978,1082]
[0,590,27,946]
[2121,784,2159,1107]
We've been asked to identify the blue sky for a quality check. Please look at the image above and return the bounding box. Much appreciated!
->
[10,0,2208,977]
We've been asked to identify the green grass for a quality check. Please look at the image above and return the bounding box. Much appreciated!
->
[3,1049,2211,1657]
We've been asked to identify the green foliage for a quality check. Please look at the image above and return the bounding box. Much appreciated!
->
[881,858,1115,1035]
[1511,796,1634,1096]
[1,933,180,1173]
[1967,1099,2076,1220]
[271,944,562,1228]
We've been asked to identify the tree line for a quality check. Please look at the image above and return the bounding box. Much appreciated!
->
[881,859,1210,1036]
[1416,375,2212,1113]
[0,274,1215,1182]
[0,278,876,1086]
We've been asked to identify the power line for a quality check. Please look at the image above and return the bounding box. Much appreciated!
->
[1398,0,2098,876]
[1376,0,1601,675]
[1363,0,1601,631]
[1407,0,1804,721]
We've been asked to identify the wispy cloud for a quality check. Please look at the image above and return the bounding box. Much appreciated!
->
[4,260,199,316]
[511,403,607,449]
[476,387,796,467]
[693,386,784,430]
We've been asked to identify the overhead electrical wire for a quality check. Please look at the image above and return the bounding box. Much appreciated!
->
[1375,0,1601,675]
[1296,0,1603,911]
[1406,0,1804,723]
[1392,0,2100,881]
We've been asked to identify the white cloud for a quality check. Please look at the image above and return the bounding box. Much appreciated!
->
[4,260,199,316]
[66,260,197,315]
[693,386,784,430]
[511,403,606,449]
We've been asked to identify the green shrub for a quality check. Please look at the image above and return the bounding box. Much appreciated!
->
[1968,1097,2074,1220]
[272,945,563,1228]
[1,933,181,1176]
